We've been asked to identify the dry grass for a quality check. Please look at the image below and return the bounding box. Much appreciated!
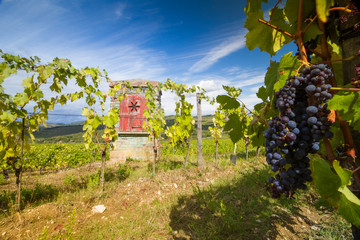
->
[0,156,352,239]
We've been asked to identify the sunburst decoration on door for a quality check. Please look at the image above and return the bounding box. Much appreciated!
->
[128,101,140,112]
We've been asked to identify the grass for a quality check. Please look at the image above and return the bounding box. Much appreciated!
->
[0,145,352,239]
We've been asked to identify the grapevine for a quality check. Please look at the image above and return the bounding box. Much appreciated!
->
[242,0,360,235]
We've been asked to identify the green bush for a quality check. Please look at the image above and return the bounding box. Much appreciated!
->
[63,174,77,186]
[0,174,7,185]
[117,164,130,181]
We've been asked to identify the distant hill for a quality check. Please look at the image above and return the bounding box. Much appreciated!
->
[33,115,217,143]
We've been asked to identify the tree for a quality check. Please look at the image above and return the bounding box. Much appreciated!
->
[143,82,165,176]
[163,79,197,168]
[209,105,226,164]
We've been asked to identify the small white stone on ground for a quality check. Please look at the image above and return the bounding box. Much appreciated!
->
[311,225,320,231]
[92,205,106,213]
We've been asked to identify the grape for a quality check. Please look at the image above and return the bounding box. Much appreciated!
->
[286,132,296,142]
[279,158,287,166]
[271,165,279,172]
[311,143,320,151]
[265,63,334,198]
[287,121,296,129]
[307,117,317,125]
[305,85,316,95]
[273,152,281,160]
[292,128,300,135]
[306,106,318,116]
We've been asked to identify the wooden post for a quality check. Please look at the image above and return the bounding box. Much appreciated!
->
[153,137,157,176]
[184,135,192,168]
[215,140,219,165]
[197,93,203,167]
[15,118,25,211]
[92,148,96,164]
[256,146,261,157]
[100,142,107,191]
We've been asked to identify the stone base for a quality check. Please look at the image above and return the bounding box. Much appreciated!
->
[110,134,154,163]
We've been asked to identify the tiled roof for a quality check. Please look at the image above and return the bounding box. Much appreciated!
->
[109,79,159,87]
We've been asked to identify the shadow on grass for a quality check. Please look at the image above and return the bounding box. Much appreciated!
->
[169,167,316,240]
[0,165,131,214]
[0,183,59,213]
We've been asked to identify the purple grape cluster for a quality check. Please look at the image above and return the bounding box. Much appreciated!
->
[265,64,334,198]
[351,64,360,88]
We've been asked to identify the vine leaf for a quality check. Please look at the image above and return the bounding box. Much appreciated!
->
[216,95,240,110]
[315,0,335,23]
[312,158,360,228]
[284,0,315,25]
[333,160,352,186]
[256,86,268,102]
[262,52,301,102]
[328,89,360,131]
[303,23,322,43]
[274,52,302,91]
[244,8,293,56]
[263,60,280,101]
[223,113,244,143]
[244,0,268,16]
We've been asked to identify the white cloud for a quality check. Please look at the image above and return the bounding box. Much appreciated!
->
[0,0,167,123]
[235,73,265,88]
[189,32,246,73]
[115,3,126,18]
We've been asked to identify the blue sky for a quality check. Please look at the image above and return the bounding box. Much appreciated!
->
[0,0,295,123]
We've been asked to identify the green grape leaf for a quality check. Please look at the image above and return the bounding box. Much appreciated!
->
[303,23,322,43]
[223,113,244,143]
[284,0,316,25]
[312,158,360,228]
[244,8,293,56]
[14,93,29,106]
[256,86,268,102]
[244,11,274,55]
[273,52,302,91]
[337,190,360,229]
[244,0,268,16]
[0,62,17,83]
[0,111,15,122]
[216,95,240,110]
[311,157,341,201]
[328,90,360,131]
[264,61,280,101]
[21,77,34,88]
[223,85,242,98]
[333,160,352,186]
[315,0,334,23]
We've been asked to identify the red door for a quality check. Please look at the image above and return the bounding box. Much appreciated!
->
[119,94,146,133]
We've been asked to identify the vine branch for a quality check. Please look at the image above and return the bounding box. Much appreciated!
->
[236,97,268,126]
[269,0,282,21]
[257,19,295,39]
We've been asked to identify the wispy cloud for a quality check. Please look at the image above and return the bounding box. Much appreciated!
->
[188,31,246,73]
[115,3,126,18]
